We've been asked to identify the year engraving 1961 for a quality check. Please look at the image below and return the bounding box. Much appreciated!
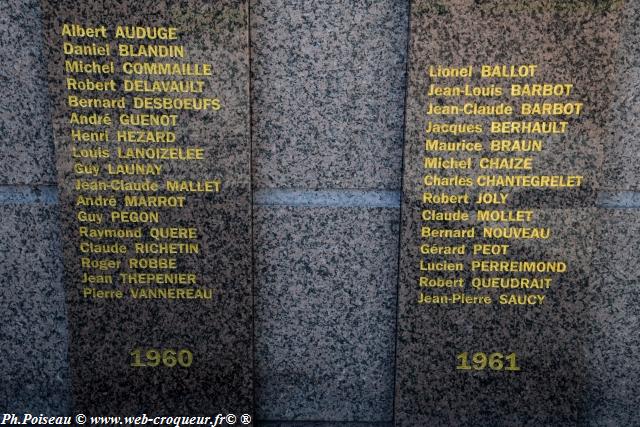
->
[456,352,520,372]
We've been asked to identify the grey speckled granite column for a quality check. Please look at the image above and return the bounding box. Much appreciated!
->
[586,2,640,424]
[0,0,56,185]
[581,209,640,426]
[251,0,408,422]
[0,204,69,414]
[397,1,624,425]
[254,207,398,421]
[602,1,640,191]
[0,0,69,415]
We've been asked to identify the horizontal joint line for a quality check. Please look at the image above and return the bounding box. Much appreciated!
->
[254,189,401,208]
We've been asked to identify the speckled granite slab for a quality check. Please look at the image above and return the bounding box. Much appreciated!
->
[1,0,56,185]
[396,1,623,425]
[41,0,253,415]
[250,0,408,190]
[581,209,640,426]
[253,206,398,422]
[601,1,640,191]
[0,204,69,414]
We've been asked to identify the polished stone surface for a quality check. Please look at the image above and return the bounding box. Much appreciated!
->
[581,209,640,426]
[250,3,408,421]
[254,206,398,421]
[0,0,56,185]
[41,0,253,414]
[396,1,623,425]
[0,204,69,414]
[602,1,640,191]
[251,0,408,190]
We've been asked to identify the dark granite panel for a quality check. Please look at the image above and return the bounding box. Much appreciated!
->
[251,0,408,190]
[42,0,253,415]
[0,0,56,185]
[0,204,69,413]
[581,209,640,426]
[602,2,640,191]
[396,1,623,425]
[254,206,398,421]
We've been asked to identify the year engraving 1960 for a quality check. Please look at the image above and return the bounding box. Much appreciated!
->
[130,348,193,368]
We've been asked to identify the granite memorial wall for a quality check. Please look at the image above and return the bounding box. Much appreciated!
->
[1,0,639,425]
